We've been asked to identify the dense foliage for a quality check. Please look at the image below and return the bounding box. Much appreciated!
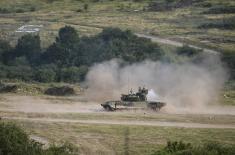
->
[0,25,234,82]
[0,26,164,83]
[0,122,79,155]
[152,141,235,155]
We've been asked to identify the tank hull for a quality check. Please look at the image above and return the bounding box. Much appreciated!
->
[101,101,166,111]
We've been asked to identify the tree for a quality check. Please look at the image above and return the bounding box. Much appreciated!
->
[99,27,133,41]
[0,40,13,63]
[60,66,81,83]
[56,26,79,46]
[43,26,80,66]
[34,68,56,82]
[15,34,41,65]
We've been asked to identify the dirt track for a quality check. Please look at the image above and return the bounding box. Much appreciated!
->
[1,95,235,129]
[135,33,218,54]
[3,116,235,129]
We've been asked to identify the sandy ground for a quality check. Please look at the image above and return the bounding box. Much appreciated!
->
[1,94,235,129]
[0,95,101,113]
[3,116,235,129]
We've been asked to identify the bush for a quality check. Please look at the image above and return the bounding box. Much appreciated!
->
[34,68,56,83]
[0,122,79,155]
[176,45,202,56]
[0,40,13,63]
[6,65,34,81]
[83,4,88,11]
[199,17,235,30]
[60,67,81,83]
[0,123,43,155]
[0,83,18,93]
[45,86,75,96]
[147,0,203,12]
[222,51,235,80]
[44,142,78,155]
[152,141,235,155]
[204,5,235,14]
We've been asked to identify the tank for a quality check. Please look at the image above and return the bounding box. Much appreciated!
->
[101,87,166,111]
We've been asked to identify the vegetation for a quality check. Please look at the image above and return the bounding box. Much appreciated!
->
[199,17,235,30]
[176,45,202,57]
[0,122,79,155]
[147,0,203,12]
[152,141,235,155]
[0,25,234,83]
[0,0,234,52]
[0,26,164,83]
[7,120,235,155]
[223,51,235,79]
[203,5,235,14]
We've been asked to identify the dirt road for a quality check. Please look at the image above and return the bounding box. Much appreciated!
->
[3,116,235,129]
[1,95,235,129]
[135,33,218,55]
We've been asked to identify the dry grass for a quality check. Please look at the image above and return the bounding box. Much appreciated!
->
[3,120,234,155]
[0,0,234,52]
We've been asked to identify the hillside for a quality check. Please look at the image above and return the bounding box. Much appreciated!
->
[0,0,234,52]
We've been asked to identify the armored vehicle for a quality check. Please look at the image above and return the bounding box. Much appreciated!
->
[101,87,166,111]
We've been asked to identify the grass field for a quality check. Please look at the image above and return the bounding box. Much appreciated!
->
[3,119,234,155]
[1,1,235,154]
[0,86,235,154]
[0,0,234,52]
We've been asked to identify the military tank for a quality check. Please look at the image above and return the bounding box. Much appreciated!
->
[101,87,166,111]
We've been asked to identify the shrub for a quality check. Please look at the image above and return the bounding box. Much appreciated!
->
[204,5,235,14]
[176,45,202,56]
[45,86,75,96]
[152,141,235,155]
[198,17,235,30]
[0,123,43,155]
[0,122,79,155]
[83,4,88,11]
[6,65,34,81]
[0,40,13,63]
[34,68,56,83]
[60,67,81,83]
[222,51,235,79]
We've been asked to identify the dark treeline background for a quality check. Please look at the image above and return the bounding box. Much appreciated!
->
[0,26,164,83]
[0,26,234,83]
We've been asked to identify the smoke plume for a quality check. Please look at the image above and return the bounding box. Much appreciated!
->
[85,53,228,114]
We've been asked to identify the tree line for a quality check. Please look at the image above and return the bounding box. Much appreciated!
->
[0,26,234,83]
[0,26,164,83]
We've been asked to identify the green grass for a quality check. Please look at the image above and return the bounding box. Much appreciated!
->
[4,120,235,155]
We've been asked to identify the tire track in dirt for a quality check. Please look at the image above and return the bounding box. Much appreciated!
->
[3,116,235,129]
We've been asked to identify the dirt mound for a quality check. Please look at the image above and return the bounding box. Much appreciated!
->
[44,86,75,96]
[0,83,18,93]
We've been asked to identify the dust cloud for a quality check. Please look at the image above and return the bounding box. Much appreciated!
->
[85,53,232,114]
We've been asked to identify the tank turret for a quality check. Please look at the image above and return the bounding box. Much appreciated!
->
[101,87,166,111]
[121,87,148,101]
